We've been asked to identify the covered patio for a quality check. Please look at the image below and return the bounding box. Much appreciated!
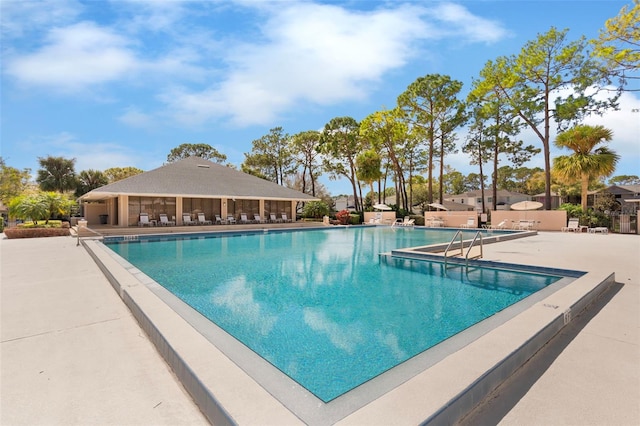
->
[79,157,317,227]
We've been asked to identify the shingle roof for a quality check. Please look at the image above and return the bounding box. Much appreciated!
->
[80,156,317,201]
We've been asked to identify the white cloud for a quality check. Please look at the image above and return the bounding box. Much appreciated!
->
[5,22,138,91]
[0,0,83,38]
[161,1,511,127]
[4,1,512,127]
[428,2,509,43]
[161,3,432,126]
[583,90,640,159]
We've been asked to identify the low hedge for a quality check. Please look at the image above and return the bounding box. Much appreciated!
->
[4,227,71,239]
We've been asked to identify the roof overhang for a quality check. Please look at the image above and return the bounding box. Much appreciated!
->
[79,191,319,202]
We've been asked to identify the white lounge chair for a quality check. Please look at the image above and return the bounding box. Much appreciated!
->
[461,217,476,228]
[159,214,175,226]
[562,218,581,232]
[426,217,444,227]
[486,220,507,230]
[138,213,152,227]
[197,213,212,225]
[393,216,414,227]
[215,214,225,225]
[227,215,237,224]
[254,214,263,223]
[281,213,291,223]
[270,213,279,223]
[515,220,535,230]
[240,213,252,224]
[182,213,196,226]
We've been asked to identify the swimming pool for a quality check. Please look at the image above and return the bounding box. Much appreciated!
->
[105,226,565,403]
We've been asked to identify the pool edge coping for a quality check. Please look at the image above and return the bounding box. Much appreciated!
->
[82,237,615,425]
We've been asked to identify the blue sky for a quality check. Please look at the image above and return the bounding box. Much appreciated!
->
[2,0,638,195]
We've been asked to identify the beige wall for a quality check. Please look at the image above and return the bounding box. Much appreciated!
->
[363,211,396,224]
[424,211,479,227]
[83,203,108,225]
[490,210,567,231]
[422,210,568,231]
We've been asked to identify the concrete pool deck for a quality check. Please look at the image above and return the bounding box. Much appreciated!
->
[1,230,638,425]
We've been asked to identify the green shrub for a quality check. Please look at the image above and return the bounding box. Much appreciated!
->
[301,201,330,219]
[410,215,425,226]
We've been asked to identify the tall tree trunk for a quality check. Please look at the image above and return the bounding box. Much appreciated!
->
[581,173,589,211]
[543,90,552,210]
[427,136,434,204]
[438,140,444,204]
[493,137,499,213]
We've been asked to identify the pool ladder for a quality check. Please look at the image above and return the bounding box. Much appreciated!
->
[444,230,483,271]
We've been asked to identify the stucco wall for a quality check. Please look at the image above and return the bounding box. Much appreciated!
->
[363,211,396,224]
[490,210,567,231]
[83,203,108,225]
[424,211,479,227]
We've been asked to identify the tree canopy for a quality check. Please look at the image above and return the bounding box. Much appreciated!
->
[36,156,77,193]
[553,124,619,210]
[0,157,31,206]
[592,0,640,91]
[104,167,144,183]
[167,143,227,163]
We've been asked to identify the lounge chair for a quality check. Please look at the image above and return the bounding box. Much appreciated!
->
[159,214,175,226]
[227,215,237,224]
[588,226,609,234]
[281,213,291,223]
[393,216,414,227]
[426,217,444,227]
[485,220,507,230]
[182,213,196,226]
[270,213,279,223]
[254,214,264,223]
[215,214,225,225]
[562,218,581,232]
[197,213,212,225]
[240,213,252,224]
[515,220,536,230]
[461,217,476,228]
[138,213,152,227]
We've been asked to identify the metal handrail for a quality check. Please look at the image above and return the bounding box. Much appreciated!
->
[443,230,463,268]
[465,231,484,270]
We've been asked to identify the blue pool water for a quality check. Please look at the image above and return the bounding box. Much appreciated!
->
[106,227,560,402]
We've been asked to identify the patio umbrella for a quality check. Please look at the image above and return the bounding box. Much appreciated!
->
[427,202,448,211]
[373,203,392,211]
[510,201,543,211]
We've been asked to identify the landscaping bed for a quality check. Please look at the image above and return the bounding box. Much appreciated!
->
[4,224,71,239]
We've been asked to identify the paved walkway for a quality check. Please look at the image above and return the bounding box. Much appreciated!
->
[1,236,207,425]
[464,231,640,426]
[1,231,639,425]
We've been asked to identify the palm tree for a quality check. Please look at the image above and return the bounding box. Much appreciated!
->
[356,150,382,207]
[36,156,77,193]
[553,125,619,211]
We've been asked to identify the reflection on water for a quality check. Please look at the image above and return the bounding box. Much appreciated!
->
[107,227,558,402]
